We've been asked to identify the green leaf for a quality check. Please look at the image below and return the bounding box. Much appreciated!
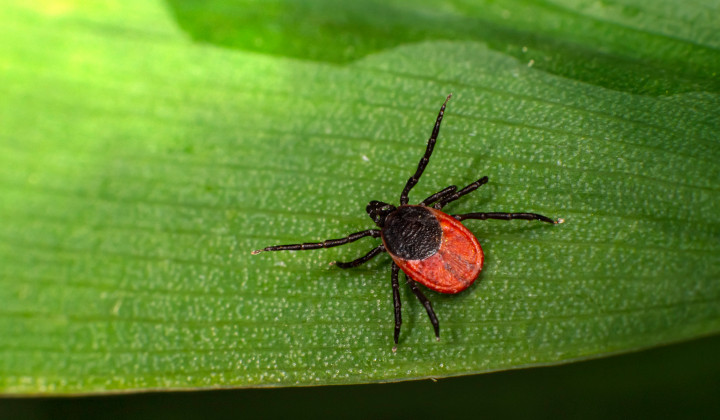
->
[0,0,718,394]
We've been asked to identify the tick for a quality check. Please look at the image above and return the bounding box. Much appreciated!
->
[252,94,561,350]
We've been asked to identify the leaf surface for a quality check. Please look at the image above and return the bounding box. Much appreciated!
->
[0,0,718,393]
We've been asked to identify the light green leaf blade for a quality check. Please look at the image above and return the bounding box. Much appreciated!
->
[0,0,718,394]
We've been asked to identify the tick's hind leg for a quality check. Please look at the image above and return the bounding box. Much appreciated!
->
[252,229,381,254]
[406,276,440,341]
[333,245,385,268]
[391,263,402,352]
[454,212,558,224]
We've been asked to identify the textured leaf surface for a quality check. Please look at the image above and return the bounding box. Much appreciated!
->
[0,0,718,394]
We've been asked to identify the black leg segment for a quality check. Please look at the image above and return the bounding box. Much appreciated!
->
[454,212,557,224]
[333,245,385,268]
[400,94,452,205]
[391,262,402,351]
[434,176,489,209]
[406,276,440,341]
[252,229,381,254]
[420,185,457,207]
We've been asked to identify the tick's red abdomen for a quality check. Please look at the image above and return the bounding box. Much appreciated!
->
[391,207,483,294]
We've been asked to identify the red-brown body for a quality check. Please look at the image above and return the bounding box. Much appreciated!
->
[385,207,484,294]
[253,94,557,347]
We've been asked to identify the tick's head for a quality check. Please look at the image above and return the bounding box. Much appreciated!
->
[366,200,396,227]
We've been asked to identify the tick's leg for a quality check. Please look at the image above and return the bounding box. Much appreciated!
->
[454,212,558,224]
[333,245,385,268]
[434,176,489,209]
[391,262,402,352]
[251,229,381,254]
[405,276,440,341]
[400,94,452,205]
[420,185,457,207]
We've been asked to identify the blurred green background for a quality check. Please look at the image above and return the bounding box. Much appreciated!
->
[2,334,720,418]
